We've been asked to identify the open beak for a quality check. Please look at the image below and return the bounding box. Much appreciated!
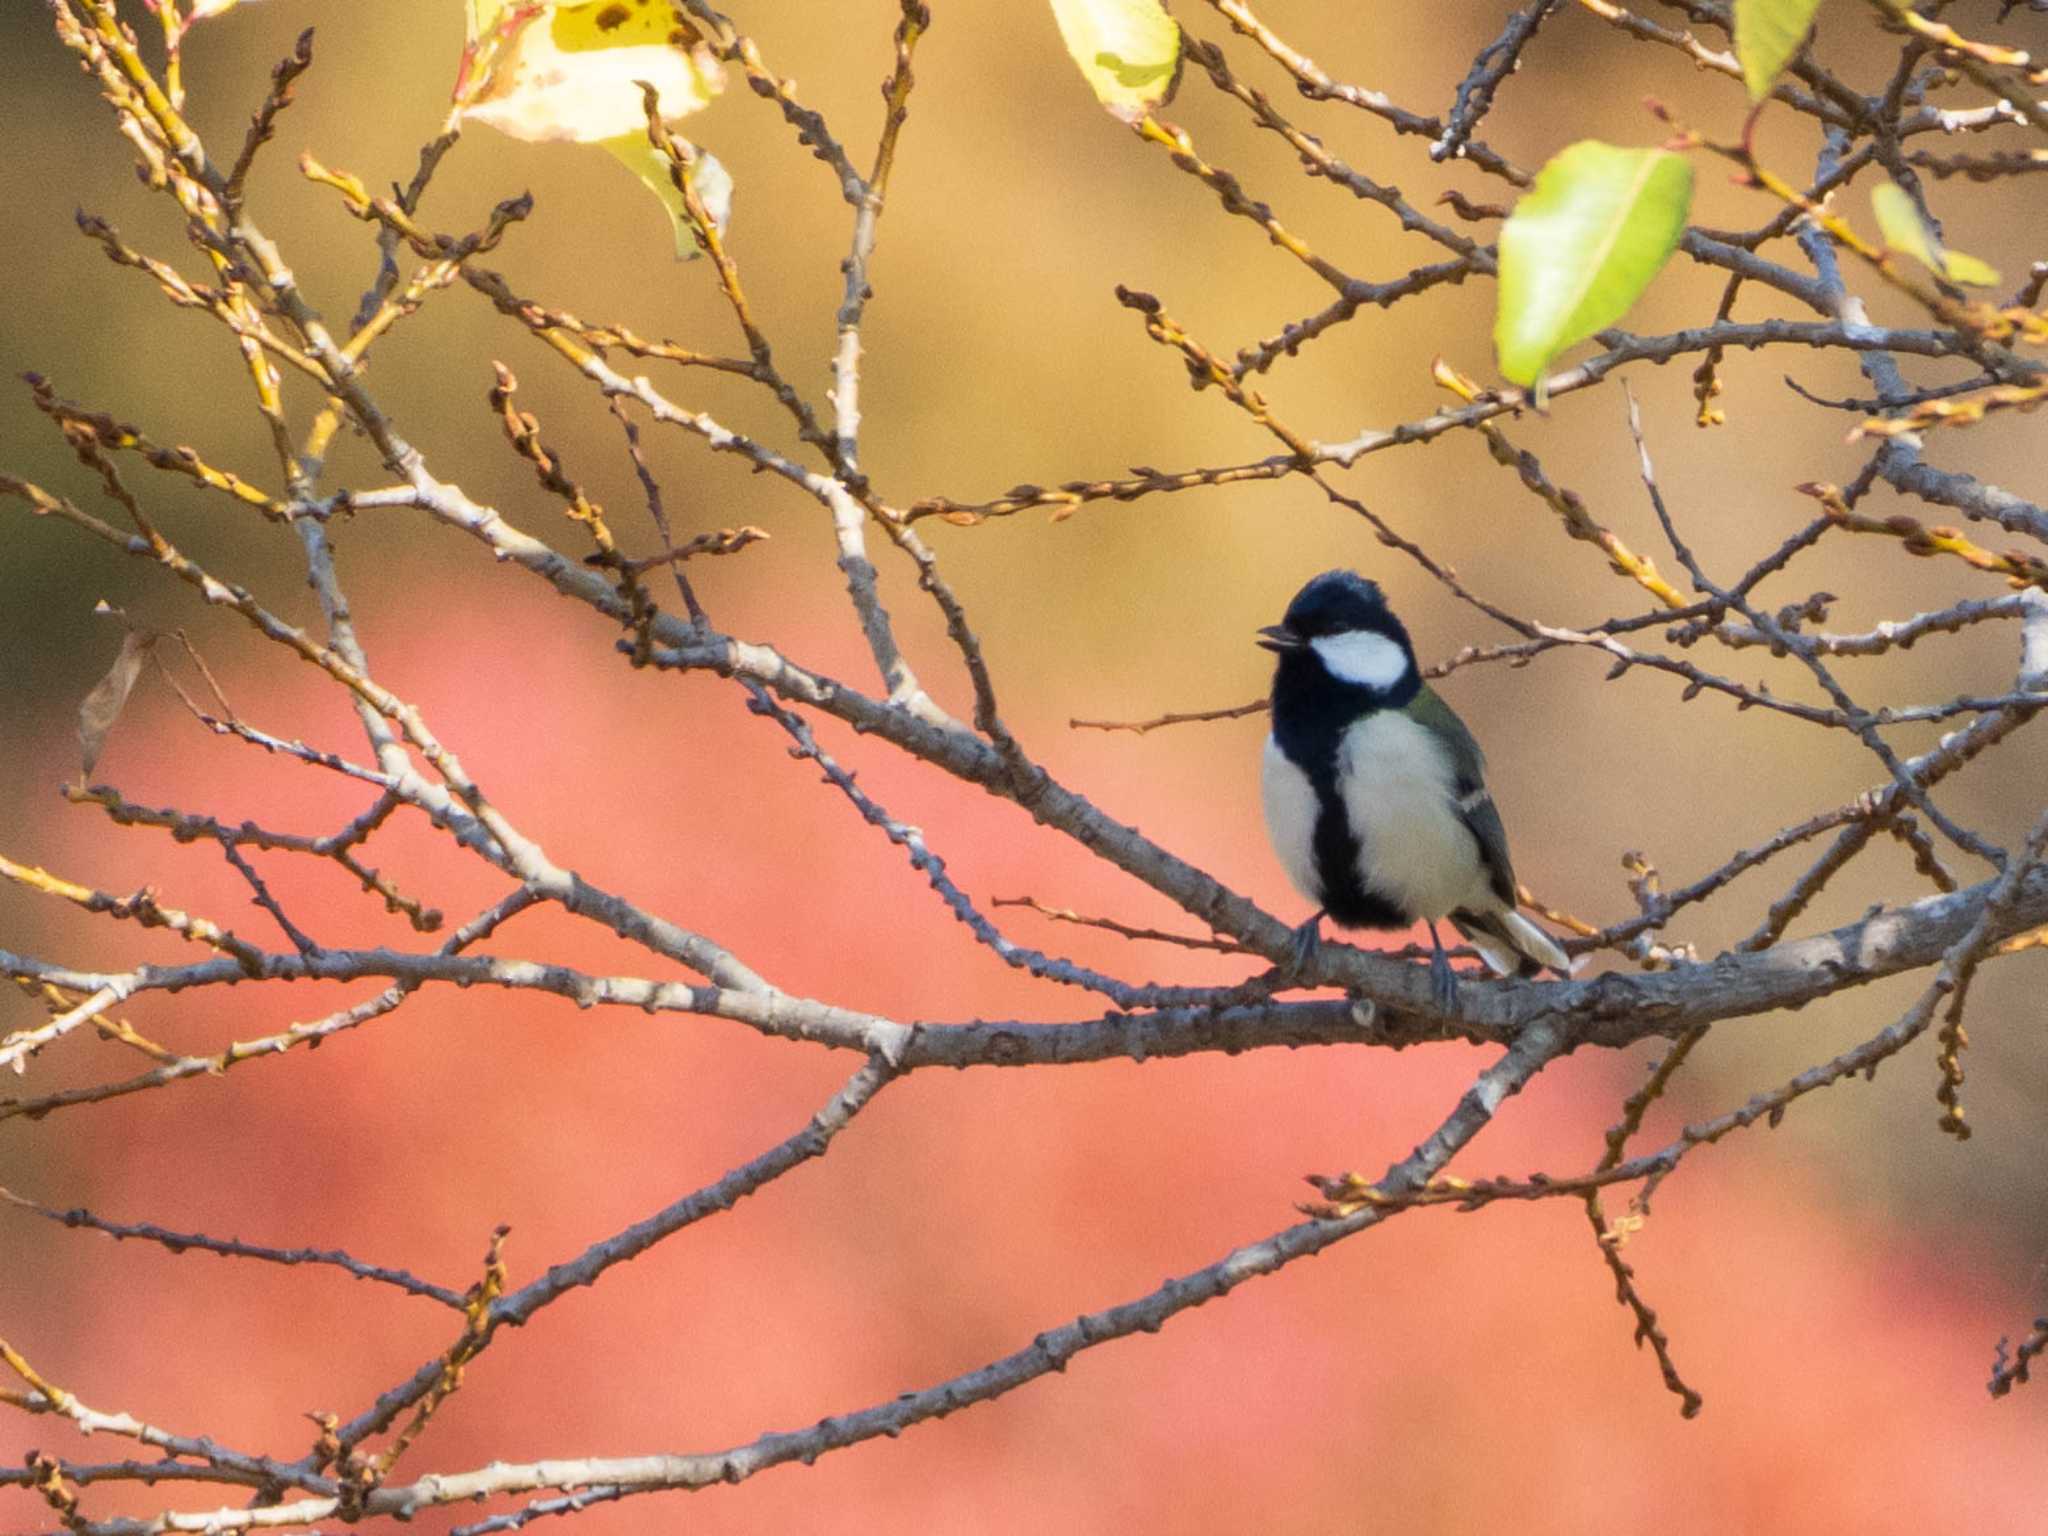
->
[1256,624,1305,653]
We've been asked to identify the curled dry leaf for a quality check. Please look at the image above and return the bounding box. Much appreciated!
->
[77,630,154,785]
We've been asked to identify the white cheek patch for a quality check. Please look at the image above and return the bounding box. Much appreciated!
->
[1310,631,1409,691]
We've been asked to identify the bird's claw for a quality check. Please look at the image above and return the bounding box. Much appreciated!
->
[1428,936,1460,1011]
[1288,913,1323,978]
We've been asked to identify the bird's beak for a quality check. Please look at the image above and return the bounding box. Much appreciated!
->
[1256,624,1305,653]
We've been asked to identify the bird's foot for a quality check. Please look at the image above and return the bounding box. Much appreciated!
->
[1428,947,1461,1011]
[1287,912,1323,978]
[1427,924,1460,1011]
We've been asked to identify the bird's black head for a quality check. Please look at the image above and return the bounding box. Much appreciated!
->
[1258,569,1420,710]
[1268,571,1400,646]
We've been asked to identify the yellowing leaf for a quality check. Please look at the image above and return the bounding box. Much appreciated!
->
[457,2,723,145]
[1869,183,1939,265]
[602,136,732,260]
[1939,250,2001,288]
[1870,181,2001,288]
[547,0,696,52]
[456,3,728,250]
[1048,0,1183,123]
[1494,142,1693,401]
[466,1,516,36]
[1733,0,1825,100]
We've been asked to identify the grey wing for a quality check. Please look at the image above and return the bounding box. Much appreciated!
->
[1456,787,1519,908]
[1406,685,1518,907]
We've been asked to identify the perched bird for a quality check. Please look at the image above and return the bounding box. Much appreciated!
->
[1257,570,1569,1006]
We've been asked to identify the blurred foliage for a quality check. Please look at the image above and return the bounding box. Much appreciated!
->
[3,3,2048,1530]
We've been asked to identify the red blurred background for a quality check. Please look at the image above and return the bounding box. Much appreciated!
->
[4,3,2047,1532]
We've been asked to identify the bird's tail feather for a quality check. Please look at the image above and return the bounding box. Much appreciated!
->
[1451,908,1574,978]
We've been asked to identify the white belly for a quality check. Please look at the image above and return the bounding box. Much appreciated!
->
[1338,711,1491,921]
[1261,734,1323,906]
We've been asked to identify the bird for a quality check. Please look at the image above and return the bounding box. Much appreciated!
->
[1257,569,1570,1007]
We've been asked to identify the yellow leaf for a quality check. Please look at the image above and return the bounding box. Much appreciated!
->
[457,2,723,145]
[602,136,732,260]
[465,0,514,36]
[546,0,700,52]
[1048,0,1183,123]
[1940,250,2001,289]
[1732,0,1824,101]
[1870,181,2000,289]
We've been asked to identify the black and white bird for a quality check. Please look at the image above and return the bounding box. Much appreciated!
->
[1257,569,1569,1006]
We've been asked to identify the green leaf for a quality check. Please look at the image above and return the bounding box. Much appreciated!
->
[1494,141,1694,400]
[1048,0,1183,123]
[1733,0,1825,101]
[1870,181,2001,289]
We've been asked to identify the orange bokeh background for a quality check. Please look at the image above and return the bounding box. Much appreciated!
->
[4,3,2048,1533]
